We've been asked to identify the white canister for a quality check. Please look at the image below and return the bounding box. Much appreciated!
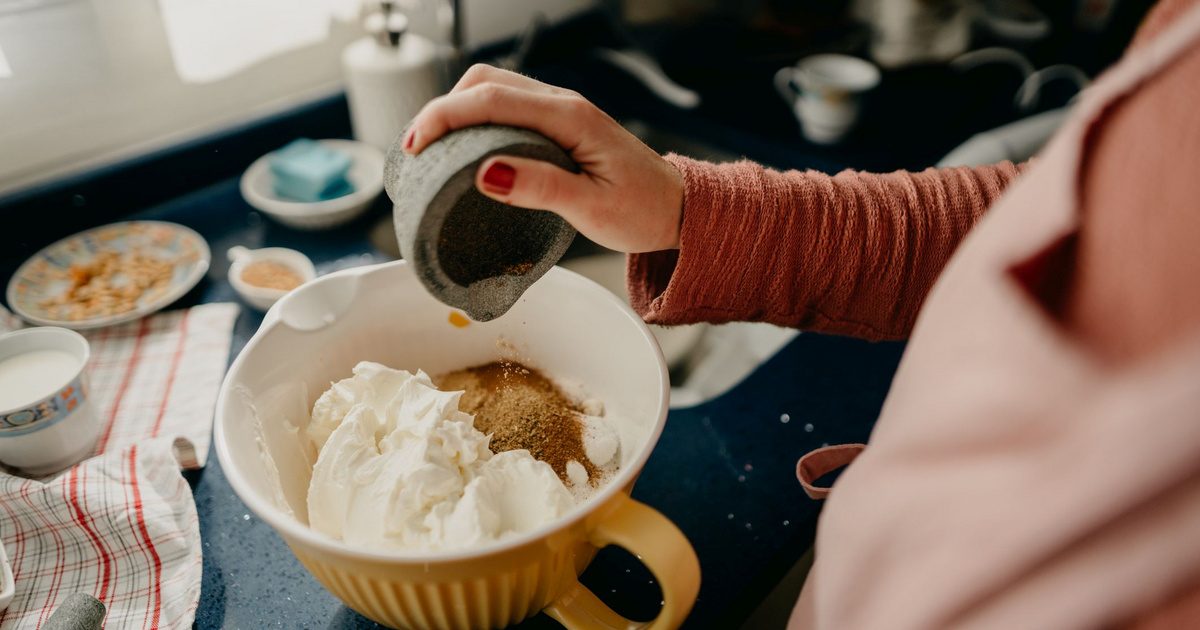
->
[342,13,442,152]
[0,327,99,475]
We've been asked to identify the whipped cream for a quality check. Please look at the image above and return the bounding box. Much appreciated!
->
[305,362,574,551]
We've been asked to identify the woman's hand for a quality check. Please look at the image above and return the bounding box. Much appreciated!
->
[403,64,684,253]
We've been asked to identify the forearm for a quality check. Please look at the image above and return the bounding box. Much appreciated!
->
[627,155,1025,339]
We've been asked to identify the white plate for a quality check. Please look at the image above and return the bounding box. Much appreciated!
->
[6,221,211,330]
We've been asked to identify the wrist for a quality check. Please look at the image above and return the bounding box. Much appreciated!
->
[661,158,684,250]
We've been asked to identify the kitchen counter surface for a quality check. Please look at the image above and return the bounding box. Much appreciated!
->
[1,7,1102,619]
[99,177,904,628]
[0,50,933,627]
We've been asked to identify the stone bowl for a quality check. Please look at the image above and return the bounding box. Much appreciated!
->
[384,125,578,321]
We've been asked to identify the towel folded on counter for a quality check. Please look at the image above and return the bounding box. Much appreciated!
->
[0,445,200,629]
[0,303,238,629]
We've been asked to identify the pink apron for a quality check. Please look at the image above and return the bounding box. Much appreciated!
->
[792,6,1200,629]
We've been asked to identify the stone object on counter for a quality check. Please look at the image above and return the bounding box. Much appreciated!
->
[384,124,577,322]
[42,593,106,630]
[269,139,355,202]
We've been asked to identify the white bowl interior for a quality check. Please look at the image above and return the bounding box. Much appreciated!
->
[217,261,666,553]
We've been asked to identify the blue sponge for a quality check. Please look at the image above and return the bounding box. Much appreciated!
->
[269,139,355,202]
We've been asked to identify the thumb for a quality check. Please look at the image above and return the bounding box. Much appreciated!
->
[475,155,592,219]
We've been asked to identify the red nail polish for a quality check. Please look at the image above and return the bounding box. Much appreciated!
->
[481,162,515,194]
[403,130,416,150]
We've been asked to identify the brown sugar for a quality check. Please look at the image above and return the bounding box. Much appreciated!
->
[438,360,596,485]
[242,261,304,291]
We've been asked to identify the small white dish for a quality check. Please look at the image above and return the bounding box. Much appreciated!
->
[0,539,12,614]
[227,246,316,312]
[0,327,99,475]
[240,139,384,231]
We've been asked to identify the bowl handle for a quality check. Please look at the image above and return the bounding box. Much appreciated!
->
[544,495,700,629]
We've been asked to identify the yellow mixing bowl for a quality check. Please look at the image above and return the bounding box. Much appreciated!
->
[214,261,699,629]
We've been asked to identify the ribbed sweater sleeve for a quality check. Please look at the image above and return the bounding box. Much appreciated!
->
[627,155,1026,340]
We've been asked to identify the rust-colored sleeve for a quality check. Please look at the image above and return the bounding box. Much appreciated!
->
[627,155,1025,340]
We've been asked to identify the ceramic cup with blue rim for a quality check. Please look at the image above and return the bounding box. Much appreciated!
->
[0,327,98,475]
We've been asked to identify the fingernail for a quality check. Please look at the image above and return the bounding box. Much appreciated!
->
[481,161,515,194]
[403,129,416,151]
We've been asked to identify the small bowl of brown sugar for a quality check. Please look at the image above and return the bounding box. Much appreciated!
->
[227,246,316,311]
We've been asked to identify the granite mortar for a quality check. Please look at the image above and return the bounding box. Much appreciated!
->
[384,124,578,321]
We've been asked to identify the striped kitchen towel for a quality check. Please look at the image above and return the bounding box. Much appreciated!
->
[0,445,199,629]
[0,302,238,629]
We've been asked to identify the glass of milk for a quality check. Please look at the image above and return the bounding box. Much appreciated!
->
[0,327,98,474]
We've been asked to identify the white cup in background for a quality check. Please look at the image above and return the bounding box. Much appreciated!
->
[775,54,881,144]
[0,327,98,475]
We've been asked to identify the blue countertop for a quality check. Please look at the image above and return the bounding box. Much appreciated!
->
[99,176,906,628]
